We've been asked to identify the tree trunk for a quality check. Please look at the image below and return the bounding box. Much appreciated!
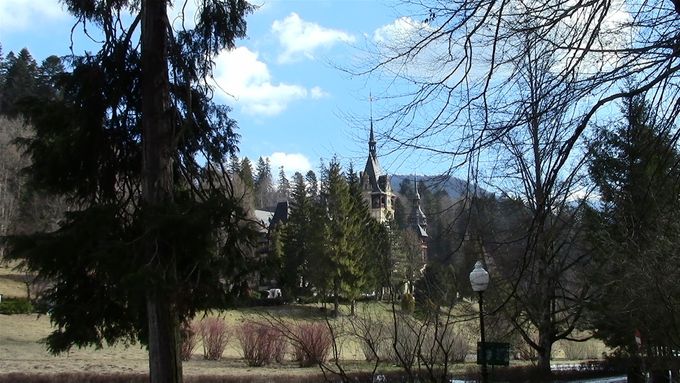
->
[536,320,553,376]
[140,0,180,382]
[333,279,340,317]
[146,291,183,383]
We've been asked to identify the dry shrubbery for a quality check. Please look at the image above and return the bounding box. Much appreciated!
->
[180,320,200,361]
[291,322,332,367]
[237,323,286,366]
[352,312,470,368]
[420,325,469,365]
[350,314,391,362]
[199,317,231,360]
[559,339,604,360]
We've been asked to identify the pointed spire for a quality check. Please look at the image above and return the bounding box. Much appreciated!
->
[369,92,377,157]
[414,176,421,201]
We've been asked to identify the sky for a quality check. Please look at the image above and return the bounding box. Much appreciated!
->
[0,0,431,178]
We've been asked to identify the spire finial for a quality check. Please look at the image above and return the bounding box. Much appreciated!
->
[369,92,376,157]
[414,176,421,200]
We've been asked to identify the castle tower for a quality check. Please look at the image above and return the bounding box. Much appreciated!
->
[408,177,429,261]
[360,121,395,223]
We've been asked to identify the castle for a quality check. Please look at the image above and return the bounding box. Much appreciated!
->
[359,122,396,223]
[359,123,428,261]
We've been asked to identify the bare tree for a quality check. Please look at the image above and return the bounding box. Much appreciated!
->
[0,117,29,258]
[355,0,679,374]
[363,0,678,163]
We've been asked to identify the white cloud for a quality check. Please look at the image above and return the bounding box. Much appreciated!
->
[0,0,67,32]
[373,17,431,46]
[267,152,312,175]
[372,17,450,81]
[272,12,355,63]
[310,86,329,99]
[214,47,328,116]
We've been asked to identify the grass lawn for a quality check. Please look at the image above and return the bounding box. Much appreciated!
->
[0,266,609,381]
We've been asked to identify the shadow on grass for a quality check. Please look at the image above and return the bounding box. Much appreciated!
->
[0,372,343,383]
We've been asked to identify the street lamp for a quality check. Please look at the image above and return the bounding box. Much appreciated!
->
[470,261,490,383]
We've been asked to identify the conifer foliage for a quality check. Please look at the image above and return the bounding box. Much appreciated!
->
[279,159,385,314]
[1,2,256,382]
[587,94,680,352]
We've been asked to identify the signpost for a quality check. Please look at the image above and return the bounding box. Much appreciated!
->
[477,342,510,366]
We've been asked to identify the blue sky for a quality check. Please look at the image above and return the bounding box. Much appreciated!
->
[1,0,432,177]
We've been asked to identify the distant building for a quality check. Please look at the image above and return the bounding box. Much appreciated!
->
[408,178,429,262]
[360,122,396,223]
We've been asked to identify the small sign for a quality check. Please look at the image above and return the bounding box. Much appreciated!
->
[477,342,510,366]
[634,329,642,349]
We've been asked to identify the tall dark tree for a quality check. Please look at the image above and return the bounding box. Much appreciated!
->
[2,2,255,383]
[305,170,318,198]
[0,48,38,116]
[587,94,680,355]
[345,163,373,314]
[281,172,311,296]
[254,156,275,209]
[240,157,255,191]
[277,165,290,201]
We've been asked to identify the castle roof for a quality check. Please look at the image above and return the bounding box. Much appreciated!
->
[362,121,389,193]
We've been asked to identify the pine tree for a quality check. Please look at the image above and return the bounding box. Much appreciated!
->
[281,172,311,296]
[240,157,255,191]
[277,165,290,201]
[254,157,274,209]
[0,48,38,116]
[305,170,318,198]
[345,163,373,314]
[319,159,366,315]
[2,2,255,382]
[587,93,680,353]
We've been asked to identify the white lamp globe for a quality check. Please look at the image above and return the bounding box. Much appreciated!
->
[469,261,489,292]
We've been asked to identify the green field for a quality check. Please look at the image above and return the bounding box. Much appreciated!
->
[0,262,607,380]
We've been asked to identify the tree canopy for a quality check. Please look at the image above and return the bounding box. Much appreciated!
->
[1,2,256,382]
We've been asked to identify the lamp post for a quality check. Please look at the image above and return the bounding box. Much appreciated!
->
[470,261,490,383]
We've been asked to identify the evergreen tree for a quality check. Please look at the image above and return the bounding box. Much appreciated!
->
[281,172,311,296]
[277,165,290,201]
[1,2,255,382]
[240,157,255,191]
[0,48,38,116]
[37,55,64,98]
[228,153,241,175]
[305,170,318,198]
[345,163,372,314]
[319,159,365,315]
[254,157,274,209]
[587,94,680,353]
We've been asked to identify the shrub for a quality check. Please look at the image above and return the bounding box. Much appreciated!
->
[180,320,199,361]
[387,314,421,368]
[291,322,332,367]
[349,312,390,362]
[400,293,415,313]
[199,317,230,360]
[237,323,287,366]
[420,325,469,364]
[0,297,33,314]
[559,339,603,360]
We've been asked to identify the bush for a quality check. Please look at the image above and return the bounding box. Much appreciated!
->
[291,322,332,367]
[199,317,230,360]
[237,323,287,366]
[559,339,603,360]
[180,320,199,361]
[0,297,33,314]
[420,325,469,364]
[352,315,390,362]
[387,314,421,368]
[400,293,415,313]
